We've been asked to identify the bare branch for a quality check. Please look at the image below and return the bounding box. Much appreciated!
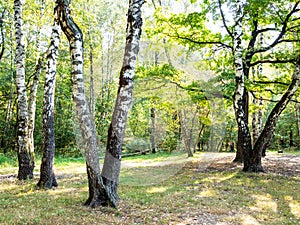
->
[250,58,297,67]
[166,33,233,50]
[253,80,289,86]
[218,0,233,39]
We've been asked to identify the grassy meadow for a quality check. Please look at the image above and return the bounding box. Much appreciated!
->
[0,152,299,225]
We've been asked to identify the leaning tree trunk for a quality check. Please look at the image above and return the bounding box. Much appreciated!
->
[37,19,60,189]
[56,0,112,207]
[232,0,253,172]
[101,0,145,208]
[252,55,300,172]
[14,0,34,180]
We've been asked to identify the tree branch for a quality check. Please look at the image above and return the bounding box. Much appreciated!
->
[250,58,297,67]
[253,1,300,55]
[218,0,233,39]
[253,80,289,86]
[166,33,233,50]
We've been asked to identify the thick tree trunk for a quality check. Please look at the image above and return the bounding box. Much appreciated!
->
[14,0,34,180]
[56,0,111,207]
[37,19,60,189]
[252,56,300,171]
[232,0,253,171]
[101,0,145,208]
[150,107,156,153]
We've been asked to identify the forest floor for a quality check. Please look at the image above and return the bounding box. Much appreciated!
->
[0,151,299,225]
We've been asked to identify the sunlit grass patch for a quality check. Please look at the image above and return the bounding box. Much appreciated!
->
[0,152,299,224]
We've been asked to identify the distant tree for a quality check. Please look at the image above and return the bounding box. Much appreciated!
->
[0,8,5,61]
[155,0,300,172]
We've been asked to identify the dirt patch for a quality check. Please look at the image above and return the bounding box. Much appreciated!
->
[205,153,300,177]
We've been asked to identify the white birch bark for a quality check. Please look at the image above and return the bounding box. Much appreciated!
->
[14,0,35,180]
[37,18,60,188]
[232,0,253,171]
[101,0,145,207]
[56,0,111,208]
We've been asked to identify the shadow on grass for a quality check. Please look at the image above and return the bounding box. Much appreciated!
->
[0,153,299,224]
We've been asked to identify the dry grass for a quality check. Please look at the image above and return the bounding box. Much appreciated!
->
[0,152,299,225]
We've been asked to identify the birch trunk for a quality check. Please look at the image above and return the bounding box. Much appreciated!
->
[252,56,300,171]
[232,0,253,171]
[37,19,60,189]
[101,0,145,208]
[56,0,111,207]
[14,0,35,180]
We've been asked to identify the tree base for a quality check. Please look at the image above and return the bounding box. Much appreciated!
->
[232,156,243,163]
[243,164,265,173]
[37,174,58,189]
[17,165,34,180]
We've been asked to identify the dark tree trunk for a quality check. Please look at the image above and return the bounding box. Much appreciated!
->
[37,19,60,189]
[250,56,300,172]
[101,0,145,208]
[289,130,293,147]
[56,0,112,208]
[233,128,244,163]
[150,107,156,153]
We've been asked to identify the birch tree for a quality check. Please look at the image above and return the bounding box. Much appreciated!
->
[14,0,34,179]
[56,0,114,207]
[232,0,253,171]
[155,0,300,172]
[37,17,60,189]
[101,0,145,207]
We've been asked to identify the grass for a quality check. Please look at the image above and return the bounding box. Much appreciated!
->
[0,152,299,224]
